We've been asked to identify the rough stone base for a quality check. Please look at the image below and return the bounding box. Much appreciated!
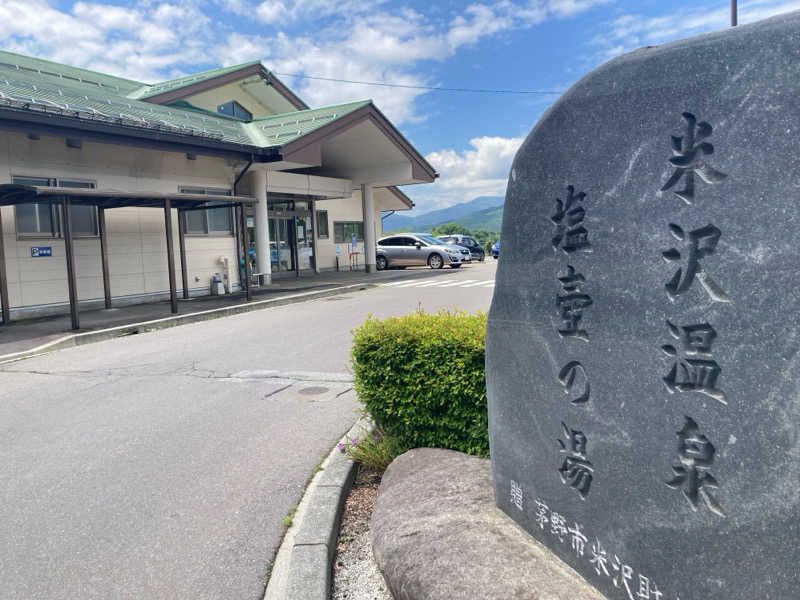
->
[372,448,606,600]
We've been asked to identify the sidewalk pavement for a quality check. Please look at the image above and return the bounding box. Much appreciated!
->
[0,267,451,359]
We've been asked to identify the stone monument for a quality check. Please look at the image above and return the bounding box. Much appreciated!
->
[486,11,800,600]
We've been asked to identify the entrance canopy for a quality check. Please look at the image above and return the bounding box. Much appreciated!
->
[0,184,258,330]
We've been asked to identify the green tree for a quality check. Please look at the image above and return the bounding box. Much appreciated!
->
[430,222,471,236]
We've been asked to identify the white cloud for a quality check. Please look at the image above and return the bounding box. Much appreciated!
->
[409,136,524,212]
[594,0,800,59]
[246,0,386,23]
[217,0,612,124]
[0,0,213,82]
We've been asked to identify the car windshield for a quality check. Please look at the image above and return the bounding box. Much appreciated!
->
[416,234,446,246]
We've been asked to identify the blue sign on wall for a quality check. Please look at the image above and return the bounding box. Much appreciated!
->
[30,246,52,257]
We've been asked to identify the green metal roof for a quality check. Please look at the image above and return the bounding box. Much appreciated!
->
[0,51,379,155]
[0,50,144,94]
[128,61,262,100]
[244,100,372,146]
[0,51,379,150]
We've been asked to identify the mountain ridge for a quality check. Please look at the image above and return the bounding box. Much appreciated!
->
[383,195,504,232]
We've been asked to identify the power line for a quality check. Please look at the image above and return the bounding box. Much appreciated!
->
[272,71,563,95]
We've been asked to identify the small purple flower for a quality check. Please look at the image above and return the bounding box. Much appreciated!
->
[338,443,345,452]
[352,438,359,445]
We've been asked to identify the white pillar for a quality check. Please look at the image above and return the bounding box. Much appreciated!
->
[361,183,377,273]
[253,169,272,285]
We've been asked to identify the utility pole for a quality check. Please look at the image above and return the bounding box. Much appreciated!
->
[731,0,738,26]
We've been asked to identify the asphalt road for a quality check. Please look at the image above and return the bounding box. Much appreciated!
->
[0,260,497,600]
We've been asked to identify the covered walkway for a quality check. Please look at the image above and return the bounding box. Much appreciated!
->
[0,184,257,330]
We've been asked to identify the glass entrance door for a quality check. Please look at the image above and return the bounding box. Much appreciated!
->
[270,217,295,272]
[267,196,315,275]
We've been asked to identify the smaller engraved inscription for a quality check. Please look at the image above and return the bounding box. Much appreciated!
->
[556,265,593,341]
[568,522,588,557]
[535,498,549,529]
[558,422,594,499]
[611,554,635,600]
[558,361,590,404]
[661,320,726,404]
[509,479,524,511]
[532,497,667,597]
[636,575,663,600]
[662,223,730,303]
[661,112,727,204]
[551,185,592,254]
[590,538,610,576]
[665,416,726,517]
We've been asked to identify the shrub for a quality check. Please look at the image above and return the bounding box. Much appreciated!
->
[351,309,488,457]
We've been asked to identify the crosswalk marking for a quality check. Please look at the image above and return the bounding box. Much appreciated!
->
[396,279,431,287]
[415,279,456,287]
[437,279,478,287]
[379,278,495,289]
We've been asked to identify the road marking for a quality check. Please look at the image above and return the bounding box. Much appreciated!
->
[396,279,432,287]
[378,280,409,287]
[378,278,496,289]
[437,279,478,287]
[415,279,456,287]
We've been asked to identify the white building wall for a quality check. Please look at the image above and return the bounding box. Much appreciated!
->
[0,131,243,314]
[313,188,390,271]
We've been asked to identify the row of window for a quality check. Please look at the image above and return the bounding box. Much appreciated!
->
[9,177,364,243]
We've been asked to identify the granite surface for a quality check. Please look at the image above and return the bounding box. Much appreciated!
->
[372,448,606,600]
[486,11,800,600]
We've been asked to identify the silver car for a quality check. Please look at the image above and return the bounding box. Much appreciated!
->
[376,233,464,270]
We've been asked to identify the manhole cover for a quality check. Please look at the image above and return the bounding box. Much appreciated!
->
[298,386,330,396]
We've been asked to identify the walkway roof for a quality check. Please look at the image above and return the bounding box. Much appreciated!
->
[0,184,256,209]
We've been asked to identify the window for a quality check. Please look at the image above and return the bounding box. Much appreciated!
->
[334,221,364,244]
[217,100,253,121]
[316,210,329,238]
[180,187,233,235]
[12,176,97,238]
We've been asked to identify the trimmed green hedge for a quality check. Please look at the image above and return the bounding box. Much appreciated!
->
[351,309,489,457]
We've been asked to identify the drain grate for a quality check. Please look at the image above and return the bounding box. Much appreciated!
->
[298,386,330,396]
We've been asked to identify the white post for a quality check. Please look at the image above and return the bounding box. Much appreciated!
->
[361,183,377,273]
[253,169,272,285]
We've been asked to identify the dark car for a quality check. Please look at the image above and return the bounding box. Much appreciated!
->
[438,234,485,262]
[491,240,500,259]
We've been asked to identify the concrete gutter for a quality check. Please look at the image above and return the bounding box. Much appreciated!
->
[265,419,369,600]
[0,283,375,365]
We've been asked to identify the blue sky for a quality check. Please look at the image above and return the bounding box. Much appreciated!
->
[1,0,799,214]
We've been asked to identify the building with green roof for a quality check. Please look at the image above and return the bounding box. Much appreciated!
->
[0,50,436,324]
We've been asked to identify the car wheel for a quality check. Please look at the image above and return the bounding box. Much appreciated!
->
[428,253,444,269]
[493,255,498,260]
[376,256,387,271]
[451,263,462,269]
[479,253,485,262]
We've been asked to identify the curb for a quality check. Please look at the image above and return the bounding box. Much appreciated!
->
[265,418,369,600]
[0,283,376,365]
